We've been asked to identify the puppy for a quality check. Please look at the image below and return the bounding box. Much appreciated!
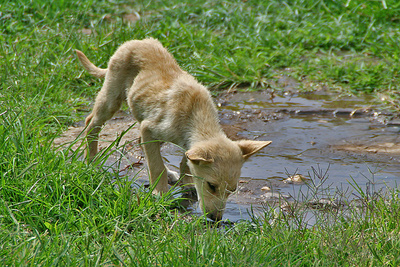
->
[76,38,271,220]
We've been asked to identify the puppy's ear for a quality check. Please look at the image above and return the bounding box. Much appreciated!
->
[185,149,214,165]
[236,140,272,160]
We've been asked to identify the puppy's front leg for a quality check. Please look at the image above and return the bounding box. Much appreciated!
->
[178,155,196,199]
[140,120,169,194]
[179,155,193,186]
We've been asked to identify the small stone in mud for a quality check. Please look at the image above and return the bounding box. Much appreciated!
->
[261,192,291,200]
[307,198,345,210]
[239,179,249,184]
[280,202,299,216]
[283,174,309,184]
[261,186,271,191]
[238,187,251,193]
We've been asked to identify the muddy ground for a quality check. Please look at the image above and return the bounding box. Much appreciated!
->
[54,89,400,221]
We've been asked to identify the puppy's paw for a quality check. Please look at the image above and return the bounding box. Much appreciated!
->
[167,169,180,185]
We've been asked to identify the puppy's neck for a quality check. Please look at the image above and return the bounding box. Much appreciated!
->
[189,126,227,145]
[173,76,229,148]
[187,107,228,147]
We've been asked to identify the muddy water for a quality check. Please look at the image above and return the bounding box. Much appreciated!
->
[216,90,399,221]
[54,90,400,222]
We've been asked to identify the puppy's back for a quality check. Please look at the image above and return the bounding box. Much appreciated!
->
[112,38,182,75]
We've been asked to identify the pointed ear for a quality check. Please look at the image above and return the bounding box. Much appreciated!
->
[185,149,214,165]
[236,140,272,160]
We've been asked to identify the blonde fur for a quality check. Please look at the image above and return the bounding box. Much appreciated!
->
[76,38,271,220]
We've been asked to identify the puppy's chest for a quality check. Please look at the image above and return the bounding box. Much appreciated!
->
[129,99,190,147]
[150,116,190,148]
[127,89,168,122]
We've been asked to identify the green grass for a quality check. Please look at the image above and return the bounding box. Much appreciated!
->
[1,0,400,265]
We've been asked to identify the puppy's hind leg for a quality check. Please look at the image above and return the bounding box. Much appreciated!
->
[85,74,125,162]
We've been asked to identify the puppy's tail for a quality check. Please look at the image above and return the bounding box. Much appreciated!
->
[75,49,107,78]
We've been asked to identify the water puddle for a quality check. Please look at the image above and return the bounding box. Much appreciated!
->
[54,90,400,222]
[217,90,400,222]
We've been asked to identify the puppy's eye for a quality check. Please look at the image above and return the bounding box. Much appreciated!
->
[207,182,217,193]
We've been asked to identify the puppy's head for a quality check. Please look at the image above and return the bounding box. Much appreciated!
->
[186,138,271,221]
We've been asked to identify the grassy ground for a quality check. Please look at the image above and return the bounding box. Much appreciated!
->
[1,0,400,265]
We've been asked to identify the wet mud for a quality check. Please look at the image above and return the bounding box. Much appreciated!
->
[54,89,400,222]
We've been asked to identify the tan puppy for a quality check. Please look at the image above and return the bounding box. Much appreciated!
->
[76,38,271,221]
